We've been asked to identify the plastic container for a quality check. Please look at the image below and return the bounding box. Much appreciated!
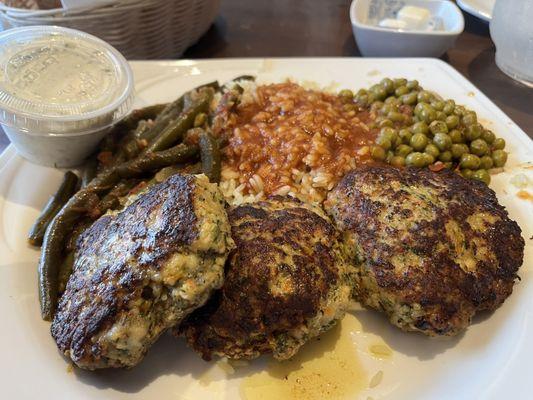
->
[0,26,134,167]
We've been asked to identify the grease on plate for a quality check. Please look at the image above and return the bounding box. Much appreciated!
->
[240,314,367,400]
[516,190,533,202]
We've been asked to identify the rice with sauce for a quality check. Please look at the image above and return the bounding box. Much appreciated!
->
[214,80,378,205]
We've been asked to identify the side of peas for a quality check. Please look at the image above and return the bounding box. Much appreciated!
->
[358,77,509,185]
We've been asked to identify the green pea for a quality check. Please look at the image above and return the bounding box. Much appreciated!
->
[449,129,463,143]
[367,92,377,103]
[339,89,353,100]
[451,143,469,159]
[444,162,454,169]
[406,152,426,167]
[371,101,384,113]
[431,100,445,111]
[464,124,482,141]
[385,96,399,105]
[376,136,392,150]
[371,84,387,100]
[380,78,395,94]
[396,144,413,157]
[429,120,449,135]
[406,80,419,90]
[395,86,409,97]
[357,89,368,96]
[454,105,466,116]
[388,111,405,123]
[419,108,437,123]
[433,132,452,151]
[461,169,474,179]
[410,133,429,151]
[481,130,496,144]
[471,169,491,185]
[493,138,506,150]
[401,92,418,105]
[411,121,429,135]
[355,94,369,106]
[460,153,481,169]
[480,155,494,169]
[380,104,392,115]
[462,112,478,126]
[445,115,460,130]
[417,90,433,103]
[443,100,456,115]
[470,139,489,156]
[380,127,398,144]
[390,156,406,167]
[371,145,386,161]
[393,78,408,88]
[492,149,508,167]
[425,143,440,158]
[414,102,426,116]
[435,111,447,121]
[386,150,395,163]
[422,153,435,166]
[439,151,453,162]
[399,129,412,144]
[379,119,394,128]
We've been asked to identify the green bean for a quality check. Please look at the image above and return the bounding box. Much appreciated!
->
[119,104,168,131]
[38,190,100,321]
[145,90,212,153]
[28,171,79,247]
[199,131,221,183]
[81,158,97,188]
[58,251,75,294]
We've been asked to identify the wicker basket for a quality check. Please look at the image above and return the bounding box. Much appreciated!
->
[0,0,219,59]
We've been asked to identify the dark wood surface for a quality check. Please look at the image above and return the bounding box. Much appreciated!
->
[0,0,531,154]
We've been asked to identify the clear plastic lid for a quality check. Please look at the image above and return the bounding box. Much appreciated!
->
[0,26,134,135]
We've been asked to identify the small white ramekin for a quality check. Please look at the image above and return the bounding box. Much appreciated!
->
[350,0,465,57]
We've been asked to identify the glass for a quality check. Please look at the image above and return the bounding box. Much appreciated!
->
[490,0,533,87]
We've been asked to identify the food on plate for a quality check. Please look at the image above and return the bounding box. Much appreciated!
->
[180,196,352,360]
[325,165,524,336]
[51,173,234,369]
[36,85,216,321]
[28,171,79,246]
[26,74,523,372]
[353,78,507,186]
[218,81,376,204]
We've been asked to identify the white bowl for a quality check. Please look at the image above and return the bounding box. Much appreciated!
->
[350,0,465,57]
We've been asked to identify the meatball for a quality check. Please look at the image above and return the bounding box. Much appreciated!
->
[325,166,524,336]
[179,196,353,360]
[51,174,234,369]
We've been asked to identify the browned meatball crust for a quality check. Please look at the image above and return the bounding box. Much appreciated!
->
[325,166,524,336]
[179,196,352,360]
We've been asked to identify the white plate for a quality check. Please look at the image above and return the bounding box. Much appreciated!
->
[1,58,532,400]
[457,0,495,21]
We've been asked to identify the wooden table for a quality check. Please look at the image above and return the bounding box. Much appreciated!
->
[1,0,531,153]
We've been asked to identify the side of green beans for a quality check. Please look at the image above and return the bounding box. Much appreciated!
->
[199,131,221,183]
[28,171,79,247]
[363,77,508,184]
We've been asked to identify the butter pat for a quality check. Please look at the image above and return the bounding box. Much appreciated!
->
[378,18,408,29]
[397,5,432,29]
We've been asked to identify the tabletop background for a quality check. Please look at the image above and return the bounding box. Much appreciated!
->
[0,0,531,153]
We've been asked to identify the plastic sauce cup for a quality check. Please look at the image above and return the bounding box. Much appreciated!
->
[0,26,134,167]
